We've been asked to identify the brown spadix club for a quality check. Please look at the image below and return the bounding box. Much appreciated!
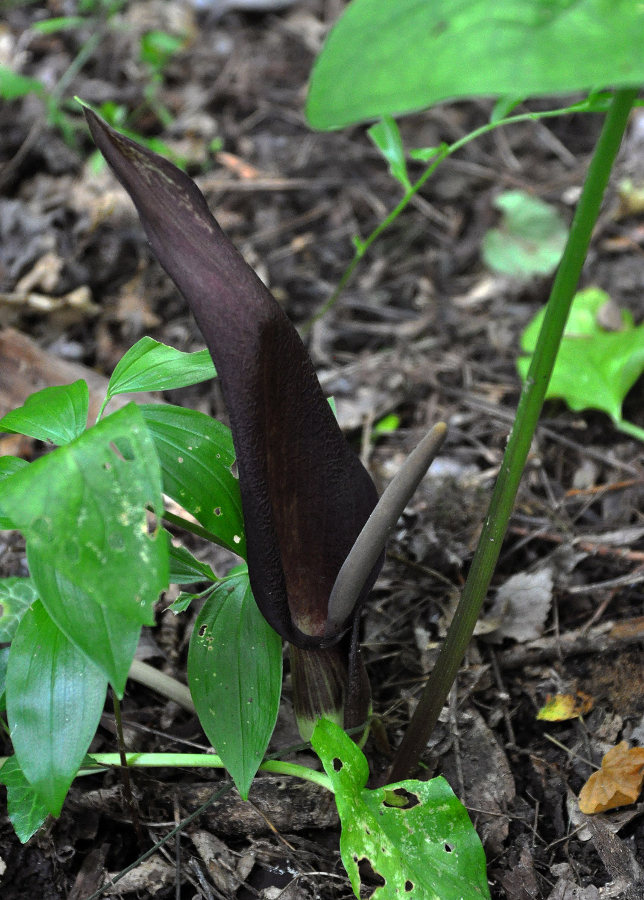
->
[83,104,446,736]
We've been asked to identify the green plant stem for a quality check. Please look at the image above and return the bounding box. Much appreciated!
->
[387,87,639,784]
[88,752,333,792]
[307,96,610,325]
[615,418,644,443]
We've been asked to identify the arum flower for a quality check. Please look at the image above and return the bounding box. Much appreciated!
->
[84,109,446,739]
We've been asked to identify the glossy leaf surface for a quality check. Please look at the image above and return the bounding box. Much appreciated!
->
[140,403,246,557]
[0,380,88,445]
[306,0,644,129]
[188,567,282,798]
[106,336,216,399]
[6,601,107,816]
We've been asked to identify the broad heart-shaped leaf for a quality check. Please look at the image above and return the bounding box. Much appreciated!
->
[187,567,282,799]
[84,107,382,650]
[311,719,490,900]
[140,404,246,557]
[6,600,107,817]
[0,578,39,642]
[306,0,644,129]
[0,380,88,445]
[0,456,29,530]
[0,403,168,693]
[518,287,644,437]
[106,336,216,399]
[0,756,50,844]
[482,191,568,278]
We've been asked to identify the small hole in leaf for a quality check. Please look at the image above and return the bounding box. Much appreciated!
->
[198,624,208,636]
[383,788,420,809]
[444,842,453,853]
[405,880,413,892]
[332,758,343,772]
[214,507,222,516]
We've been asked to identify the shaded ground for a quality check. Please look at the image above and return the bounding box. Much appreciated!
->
[1,1,644,898]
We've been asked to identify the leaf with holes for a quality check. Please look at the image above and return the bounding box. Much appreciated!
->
[140,403,246,557]
[311,719,490,899]
[0,403,168,693]
[187,566,282,799]
[105,336,216,400]
[0,380,89,445]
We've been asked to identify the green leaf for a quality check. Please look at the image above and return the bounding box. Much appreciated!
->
[140,404,246,557]
[518,288,644,440]
[0,65,45,100]
[187,568,282,799]
[0,756,50,844]
[306,0,644,130]
[0,380,89,445]
[368,116,411,191]
[482,190,568,277]
[0,646,9,711]
[6,601,107,816]
[0,404,169,693]
[140,30,185,69]
[168,539,218,585]
[311,719,490,899]
[0,578,39,642]
[31,16,87,34]
[0,457,29,530]
[106,337,216,400]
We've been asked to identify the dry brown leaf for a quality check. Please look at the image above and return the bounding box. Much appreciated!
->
[578,741,644,814]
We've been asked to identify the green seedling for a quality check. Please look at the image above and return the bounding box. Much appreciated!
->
[518,287,644,442]
[482,190,569,278]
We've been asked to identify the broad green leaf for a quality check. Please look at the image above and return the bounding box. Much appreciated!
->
[482,191,568,277]
[187,568,282,799]
[0,65,45,100]
[140,404,246,557]
[0,578,38,642]
[0,380,89,445]
[306,0,644,130]
[0,646,8,710]
[0,756,49,843]
[0,404,169,692]
[311,719,490,900]
[168,539,218,585]
[106,337,216,399]
[6,601,107,817]
[0,456,29,530]
[518,288,644,441]
[368,116,411,191]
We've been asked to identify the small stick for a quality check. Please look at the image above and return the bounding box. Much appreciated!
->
[326,422,448,636]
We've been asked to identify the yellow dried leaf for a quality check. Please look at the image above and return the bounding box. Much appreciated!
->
[537,691,593,722]
[579,741,644,814]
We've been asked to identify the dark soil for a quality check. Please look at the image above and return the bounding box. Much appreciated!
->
[1,2,643,898]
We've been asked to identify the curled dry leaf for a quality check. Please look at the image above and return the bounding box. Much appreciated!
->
[578,741,644,814]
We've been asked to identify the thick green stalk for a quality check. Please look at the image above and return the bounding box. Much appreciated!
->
[388,88,639,783]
